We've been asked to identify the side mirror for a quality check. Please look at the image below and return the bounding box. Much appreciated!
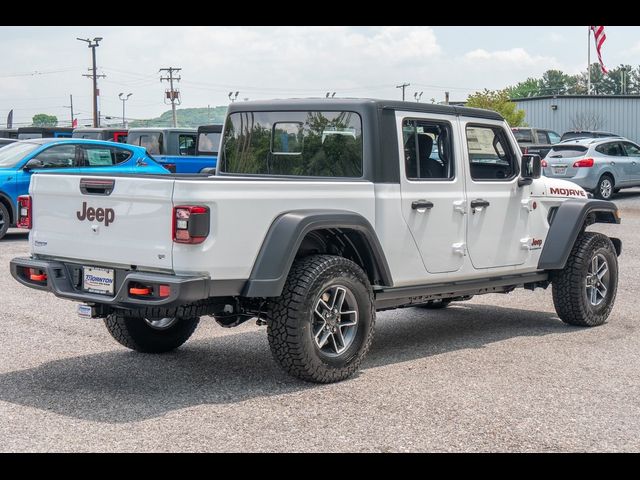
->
[518,154,541,187]
[23,159,44,171]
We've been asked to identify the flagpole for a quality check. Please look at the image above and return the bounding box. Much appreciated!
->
[587,26,591,95]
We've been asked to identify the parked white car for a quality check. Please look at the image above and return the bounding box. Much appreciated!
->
[542,136,640,200]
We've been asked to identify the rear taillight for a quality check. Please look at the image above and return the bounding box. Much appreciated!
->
[541,159,548,168]
[573,158,594,168]
[173,205,210,244]
[17,195,32,229]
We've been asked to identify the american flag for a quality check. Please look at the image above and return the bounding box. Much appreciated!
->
[591,26,608,74]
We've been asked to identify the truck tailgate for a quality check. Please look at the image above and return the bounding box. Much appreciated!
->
[30,174,175,271]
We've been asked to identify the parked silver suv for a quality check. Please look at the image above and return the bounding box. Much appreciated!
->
[543,136,640,200]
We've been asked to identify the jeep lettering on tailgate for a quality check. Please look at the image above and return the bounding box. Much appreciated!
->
[76,202,115,226]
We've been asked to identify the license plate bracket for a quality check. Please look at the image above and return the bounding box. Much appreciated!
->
[82,266,115,296]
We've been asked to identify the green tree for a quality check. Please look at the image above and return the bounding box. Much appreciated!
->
[466,89,526,126]
[539,69,572,95]
[506,78,542,99]
[32,113,58,127]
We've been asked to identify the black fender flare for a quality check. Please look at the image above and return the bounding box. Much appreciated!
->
[242,209,393,298]
[538,198,621,270]
[0,191,15,225]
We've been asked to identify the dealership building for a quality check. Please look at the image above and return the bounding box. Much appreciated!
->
[512,95,640,143]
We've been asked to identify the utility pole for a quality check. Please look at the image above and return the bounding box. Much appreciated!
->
[445,91,450,105]
[396,83,410,101]
[160,67,181,127]
[77,37,104,127]
[207,104,210,123]
[63,94,75,126]
[119,93,132,128]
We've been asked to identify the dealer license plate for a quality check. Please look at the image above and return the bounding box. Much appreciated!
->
[83,266,115,295]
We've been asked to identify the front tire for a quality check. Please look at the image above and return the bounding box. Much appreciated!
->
[595,174,615,200]
[104,314,200,353]
[267,255,375,383]
[0,202,10,240]
[552,232,618,327]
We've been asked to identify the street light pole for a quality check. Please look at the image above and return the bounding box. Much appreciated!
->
[77,36,104,128]
[119,93,132,128]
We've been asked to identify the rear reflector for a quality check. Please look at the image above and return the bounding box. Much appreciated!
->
[17,195,32,229]
[159,285,171,298]
[541,159,548,168]
[573,158,594,168]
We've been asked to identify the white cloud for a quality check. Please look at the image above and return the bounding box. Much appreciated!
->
[545,32,566,43]
[464,47,557,67]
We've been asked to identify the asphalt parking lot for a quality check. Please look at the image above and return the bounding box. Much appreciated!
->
[1,191,639,452]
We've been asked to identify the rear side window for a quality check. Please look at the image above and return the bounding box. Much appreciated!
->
[128,132,163,155]
[466,125,517,181]
[595,142,624,156]
[547,131,561,144]
[402,119,454,180]
[220,111,363,177]
[197,132,221,154]
[547,145,588,158]
[80,145,132,166]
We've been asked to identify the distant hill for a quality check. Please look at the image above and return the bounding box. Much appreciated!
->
[129,106,227,128]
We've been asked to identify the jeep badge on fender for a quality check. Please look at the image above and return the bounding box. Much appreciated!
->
[76,202,115,226]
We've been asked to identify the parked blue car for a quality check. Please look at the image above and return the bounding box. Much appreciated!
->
[126,128,217,173]
[0,138,169,239]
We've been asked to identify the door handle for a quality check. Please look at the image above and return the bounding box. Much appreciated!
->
[470,199,490,209]
[411,200,434,211]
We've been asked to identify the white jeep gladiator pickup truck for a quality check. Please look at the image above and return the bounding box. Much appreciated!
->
[11,99,622,383]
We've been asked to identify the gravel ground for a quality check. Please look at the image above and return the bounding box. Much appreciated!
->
[1,190,639,452]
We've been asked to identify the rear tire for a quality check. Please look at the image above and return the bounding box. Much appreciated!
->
[0,202,10,240]
[552,232,618,327]
[104,314,200,353]
[267,255,375,383]
[595,174,614,200]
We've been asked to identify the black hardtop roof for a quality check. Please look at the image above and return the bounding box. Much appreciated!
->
[17,127,74,133]
[127,127,197,133]
[73,127,127,133]
[197,124,223,133]
[226,98,504,121]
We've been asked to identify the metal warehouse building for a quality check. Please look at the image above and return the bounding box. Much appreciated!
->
[513,95,640,143]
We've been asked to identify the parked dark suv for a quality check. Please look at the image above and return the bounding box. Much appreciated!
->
[560,130,618,142]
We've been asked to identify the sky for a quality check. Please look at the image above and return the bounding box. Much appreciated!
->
[1,26,639,127]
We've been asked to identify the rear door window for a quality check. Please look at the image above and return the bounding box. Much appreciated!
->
[129,132,163,155]
[197,132,221,154]
[466,125,518,181]
[596,142,625,156]
[512,129,532,142]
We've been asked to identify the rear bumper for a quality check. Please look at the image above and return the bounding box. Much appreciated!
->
[10,256,210,309]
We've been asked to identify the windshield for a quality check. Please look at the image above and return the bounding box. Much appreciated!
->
[72,132,101,139]
[0,142,39,167]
